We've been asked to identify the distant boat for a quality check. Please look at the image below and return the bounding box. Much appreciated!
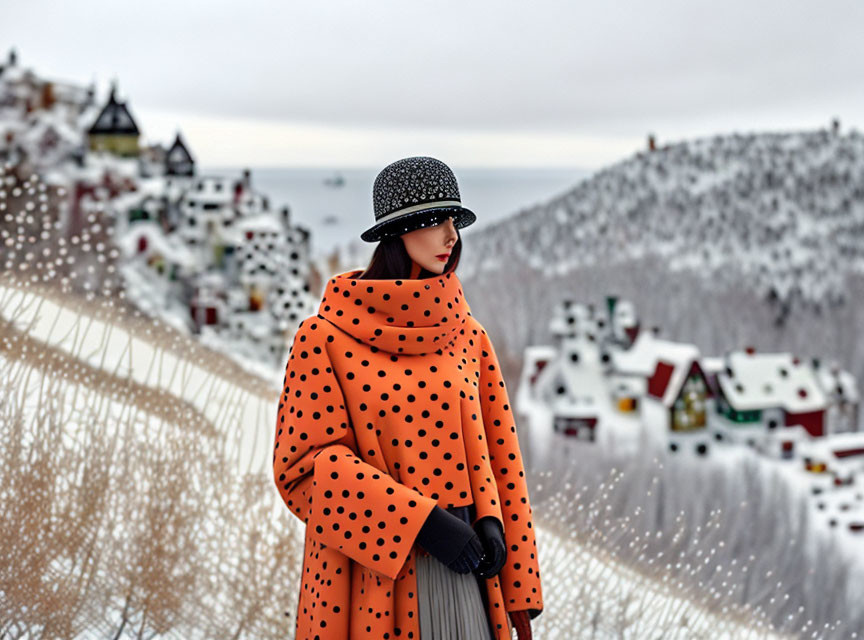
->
[322,214,340,225]
[324,172,345,188]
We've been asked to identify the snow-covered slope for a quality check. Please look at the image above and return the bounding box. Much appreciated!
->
[1,279,803,638]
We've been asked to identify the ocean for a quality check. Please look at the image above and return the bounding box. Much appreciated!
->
[202,166,592,261]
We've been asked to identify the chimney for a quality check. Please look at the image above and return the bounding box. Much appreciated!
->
[606,295,618,327]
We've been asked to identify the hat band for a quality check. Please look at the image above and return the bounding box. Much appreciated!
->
[373,200,462,225]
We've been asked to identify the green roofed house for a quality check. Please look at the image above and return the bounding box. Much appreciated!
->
[712,347,829,460]
[87,81,140,157]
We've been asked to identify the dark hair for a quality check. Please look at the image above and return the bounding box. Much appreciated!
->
[356,228,462,280]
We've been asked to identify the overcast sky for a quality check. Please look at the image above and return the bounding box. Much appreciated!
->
[3,0,863,168]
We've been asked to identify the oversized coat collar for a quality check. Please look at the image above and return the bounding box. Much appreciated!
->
[317,268,472,355]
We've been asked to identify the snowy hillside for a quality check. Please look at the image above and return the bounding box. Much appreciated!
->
[462,127,864,319]
[1,279,810,638]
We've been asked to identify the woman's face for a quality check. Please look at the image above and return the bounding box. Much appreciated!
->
[400,215,458,275]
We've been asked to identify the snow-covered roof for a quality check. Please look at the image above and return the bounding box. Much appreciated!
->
[717,350,828,413]
[220,226,245,246]
[166,133,193,164]
[18,109,82,150]
[700,356,726,374]
[644,338,703,407]
[800,432,864,465]
[184,175,237,205]
[825,432,864,457]
[88,85,140,136]
[535,339,608,418]
[236,214,282,234]
[553,358,607,417]
[611,330,661,377]
[815,363,859,403]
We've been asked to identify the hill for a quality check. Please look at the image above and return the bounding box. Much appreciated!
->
[463,127,864,323]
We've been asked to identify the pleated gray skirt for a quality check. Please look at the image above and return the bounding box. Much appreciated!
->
[415,504,498,640]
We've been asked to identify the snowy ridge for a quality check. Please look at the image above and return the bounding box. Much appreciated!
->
[462,127,864,316]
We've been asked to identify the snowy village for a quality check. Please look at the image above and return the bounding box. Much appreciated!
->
[0,47,318,381]
[516,295,864,538]
[3,12,864,636]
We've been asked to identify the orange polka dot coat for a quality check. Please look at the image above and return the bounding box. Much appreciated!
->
[273,268,544,639]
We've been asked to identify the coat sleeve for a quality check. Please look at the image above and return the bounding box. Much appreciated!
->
[273,317,438,581]
[478,324,544,620]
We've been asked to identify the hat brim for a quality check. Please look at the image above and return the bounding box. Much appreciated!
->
[360,206,476,243]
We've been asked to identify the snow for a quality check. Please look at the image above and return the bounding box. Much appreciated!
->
[717,350,828,413]
[0,283,279,476]
[117,221,197,267]
[461,128,864,313]
[517,294,864,593]
[0,70,319,375]
[647,338,702,408]
[236,213,282,234]
[0,288,796,638]
[4,53,862,636]
[612,329,661,376]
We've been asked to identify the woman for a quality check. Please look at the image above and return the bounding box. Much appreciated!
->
[273,156,543,639]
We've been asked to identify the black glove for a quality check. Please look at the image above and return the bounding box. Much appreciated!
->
[416,505,485,574]
[473,516,507,579]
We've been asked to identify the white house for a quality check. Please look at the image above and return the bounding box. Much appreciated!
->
[714,348,828,460]
[639,338,713,456]
[813,358,860,436]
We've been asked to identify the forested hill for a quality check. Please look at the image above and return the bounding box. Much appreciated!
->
[462,127,864,318]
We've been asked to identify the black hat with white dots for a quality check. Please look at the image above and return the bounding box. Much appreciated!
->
[360,156,477,242]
